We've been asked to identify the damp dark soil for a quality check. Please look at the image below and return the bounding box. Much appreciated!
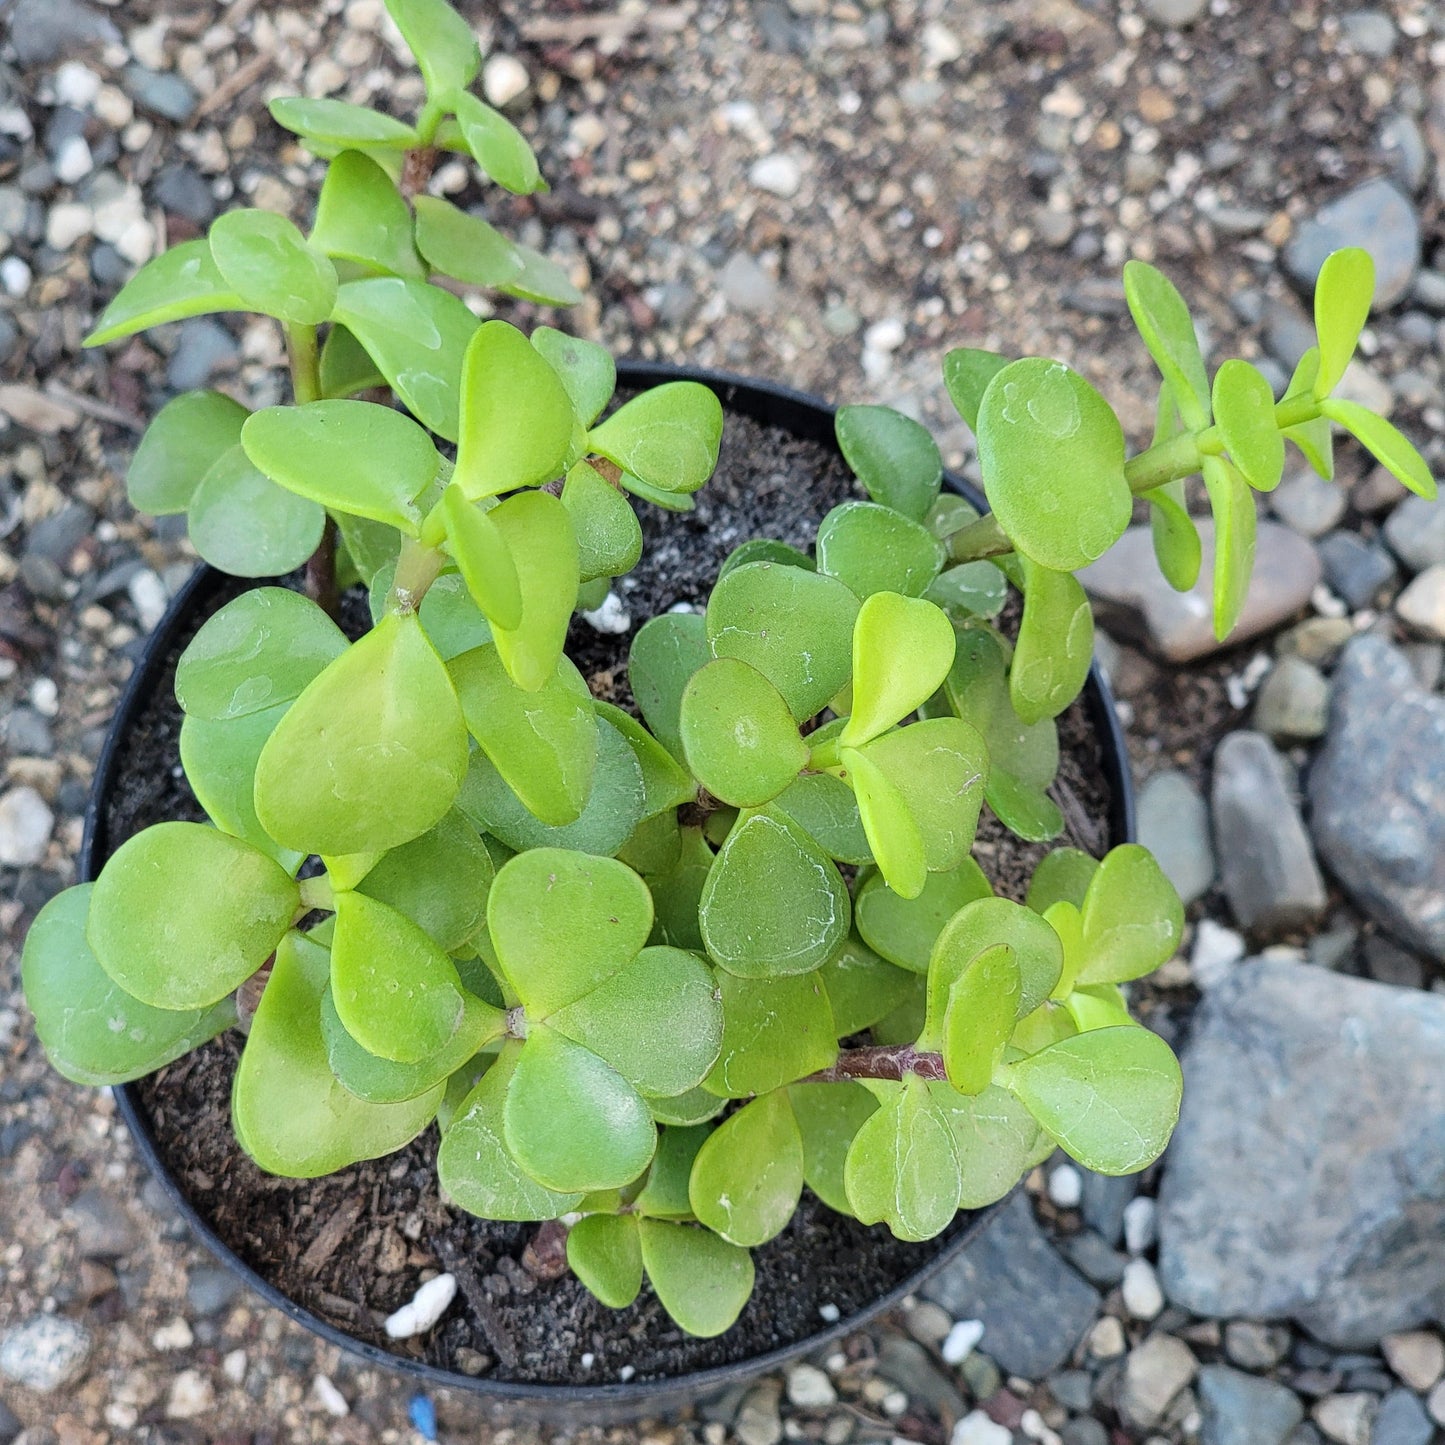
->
[111,404,1117,1386]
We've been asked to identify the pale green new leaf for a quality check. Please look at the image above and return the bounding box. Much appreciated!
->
[1213,359,1285,492]
[269,97,417,148]
[681,658,807,808]
[84,239,243,346]
[835,404,942,521]
[941,943,1020,1095]
[1200,455,1258,641]
[1320,399,1436,499]
[532,328,616,426]
[440,485,523,628]
[1122,259,1211,428]
[589,383,724,495]
[841,592,955,747]
[453,90,541,195]
[1146,479,1202,593]
[704,971,837,1099]
[815,502,946,599]
[1313,247,1375,396]
[690,1091,804,1247]
[128,390,248,515]
[187,445,325,577]
[1077,844,1183,985]
[385,0,480,96]
[1011,558,1093,725]
[209,209,337,326]
[486,489,580,690]
[843,743,926,900]
[942,348,1011,434]
[310,149,424,278]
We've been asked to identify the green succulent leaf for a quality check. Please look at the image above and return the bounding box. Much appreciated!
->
[775,771,871,866]
[638,1219,755,1338]
[87,822,297,1009]
[486,489,580,690]
[452,90,541,195]
[319,323,388,399]
[835,405,943,522]
[384,0,481,97]
[705,971,837,1098]
[707,562,861,722]
[187,444,326,577]
[176,587,346,722]
[1005,1025,1183,1175]
[439,486,523,628]
[243,400,437,535]
[1064,982,1135,1033]
[567,1214,643,1309]
[1122,260,1211,428]
[1076,844,1183,985]
[633,1123,710,1217]
[452,644,597,826]
[531,328,616,426]
[310,149,424,278]
[815,502,946,600]
[841,592,956,748]
[690,1091,804,1247]
[235,931,440,1177]
[720,538,815,577]
[1313,247,1375,396]
[270,96,418,148]
[681,658,808,808]
[844,1073,962,1242]
[562,462,643,583]
[439,1042,584,1219]
[925,562,1008,622]
[332,277,479,441]
[23,885,237,1087]
[453,320,575,500]
[84,239,244,346]
[853,858,992,973]
[487,848,652,1016]
[1011,558,1094,725]
[700,809,851,979]
[1213,360,1285,492]
[414,570,493,658]
[594,702,696,818]
[842,743,926,900]
[645,825,713,953]
[1025,848,1099,914]
[818,933,913,1035]
[939,943,1020,1095]
[1146,479,1202,593]
[504,1024,656,1192]
[977,359,1131,572]
[645,1086,726,1128]
[128,390,249,515]
[1280,348,1335,481]
[412,195,583,306]
[588,383,724,497]
[208,208,337,326]
[1320,399,1436,500]
[255,610,468,856]
[930,1081,1043,1208]
[787,1081,878,1215]
[629,611,711,763]
[1200,455,1258,641]
[942,348,1011,433]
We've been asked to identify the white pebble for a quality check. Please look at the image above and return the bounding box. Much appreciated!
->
[881,1390,908,1418]
[786,1363,837,1408]
[54,135,94,185]
[152,1317,194,1351]
[618,1364,635,1382]
[1190,919,1246,990]
[952,1409,1013,1445]
[0,787,54,867]
[749,153,803,198]
[1048,1163,1083,1209]
[864,317,906,353]
[31,677,59,717]
[312,1373,349,1417]
[221,1349,247,1385]
[54,63,102,110]
[482,54,531,109]
[46,201,93,251]
[941,1318,985,1365]
[1122,1196,1157,1256]
[818,1302,841,1323]
[1020,1409,1062,1445]
[581,591,631,635]
[127,569,169,631]
[383,1272,457,1339]
[1121,1258,1165,1320]
[0,256,31,297]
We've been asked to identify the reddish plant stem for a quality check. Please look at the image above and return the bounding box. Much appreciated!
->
[802,1044,948,1085]
[304,516,339,621]
[401,146,439,200]
[522,1218,571,1281]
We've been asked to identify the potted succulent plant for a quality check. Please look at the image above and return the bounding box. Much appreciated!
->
[19,0,1436,1415]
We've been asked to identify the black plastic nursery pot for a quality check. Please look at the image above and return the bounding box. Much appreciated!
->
[81,364,1136,1425]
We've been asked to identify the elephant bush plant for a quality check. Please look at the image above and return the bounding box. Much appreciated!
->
[22,0,1435,1340]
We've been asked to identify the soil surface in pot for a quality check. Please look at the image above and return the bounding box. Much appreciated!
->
[116,407,1114,1385]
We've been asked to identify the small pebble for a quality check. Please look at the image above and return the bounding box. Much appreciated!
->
[749,153,803,198]
[581,591,631,634]
[1382,1331,1445,1393]
[312,1374,349,1417]
[0,785,54,866]
[482,54,530,110]
[786,1363,837,1409]
[952,1410,1013,1445]
[942,1319,986,1366]
[1122,1196,1157,1255]
[1089,1315,1127,1359]
[1121,1258,1165,1320]
[1048,1163,1083,1209]
[384,1273,457,1339]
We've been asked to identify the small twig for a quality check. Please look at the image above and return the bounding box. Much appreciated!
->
[401,147,439,200]
[42,381,144,433]
[195,50,273,121]
[803,1044,948,1085]
[431,1234,520,1370]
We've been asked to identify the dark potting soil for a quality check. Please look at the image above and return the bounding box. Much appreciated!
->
[116,407,1115,1385]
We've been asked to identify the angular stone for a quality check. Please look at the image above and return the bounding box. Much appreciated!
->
[1283,178,1421,309]
[1314,1394,1376,1445]
[66,1189,137,1259]
[1197,1364,1304,1445]
[1396,565,1445,639]
[6,0,118,66]
[1318,531,1398,611]
[1383,495,1445,574]
[1138,769,1216,905]
[1252,657,1330,742]
[1270,469,1348,539]
[1381,1331,1445,1392]
[1117,1333,1197,1430]
[1157,960,1445,1346]
[0,1315,91,1392]
[1309,636,1445,960]
[1081,523,1320,663]
[1371,1388,1433,1445]
[1211,732,1326,933]
[922,1192,1102,1380]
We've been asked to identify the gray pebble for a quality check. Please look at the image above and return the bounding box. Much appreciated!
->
[152,165,217,225]
[1341,9,1398,58]
[1270,470,1348,540]
[1371,1389,1433,1445]
[67,1189,137,1259]
[166,317,239,391]
[24,502,92,566]
[1383,494,1445,573]
[3,707,53,757]
[1138,768,1216,906]
[1253,656,1330,743]
[718,252,778,313]
[1318,531,1398,611]
[1141,0,1207,24]
[6,0,118,66]
[0,1315,92,1393]
[186,1265,242,1319]
[123,65,199,123]
[1283,179,1420,310]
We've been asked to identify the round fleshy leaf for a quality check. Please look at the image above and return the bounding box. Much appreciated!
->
[1122,260,1211,429]
[533,328,616,426]
[1064,982,1136,1033]
[487,848,653,1017]
[332,277,479,441]
[854,858,993,973]
[1213,359,1285,492]
[1011,558,1094,725]
[1005,1025,1182,1175]
[269,97,417,148]
[589,383,724,496]
[568,1214,643,1309]
[319,323,387,400]
[562,462,642,583]
[841,592,956,748]
[788,1081,879,1215]
[87,822,297,1010]
[417,570,493,659]
[940,943,1020,1095]
[504,1024,656,1192]
[127,390,248,515]
[645,1087,726,1128]
[23,884,236,1087]
[1025,848,1099,915]
[254,610,468,856]
[705,971,837,1099]
[1320,399,1436,500]
[835,404,942,521]
[331,891,465,1064]
[930,1081,1043,1209]
[977,359,1131,572]
[720,538,815,577]
[413,194,523,289]
[689,1091,804,1247]
[1200,455,1258,641]
[841,743,926,900]
[816,502,946,600]
[629,611,710,762]
[774,771,871,866]
[843,1073,962,1243]
[645,825,713,952]
[310,148,424,278]
[1313,247,1375,396]
[486,489,580,691]
[242,400,438,535]
[453,90,541,195]
[943,348,1012,433]
[188,445,326,578]
[235,931,440,1177]
[385,0,480,96]
[209,209,337,326]
[699,809,851,979]
[638,1219,755,1338]
[439,486,523,628]
[1077,844,1183,986]
[595,702,696,819]
[632,1124,710,1218]
[176,587,346,722]
[681,658,808,808]
[1145,478,1202,595]
[706,562,861,722]
[818,933,913,1036]
[84,239,243,346]
[925,561,1008,622]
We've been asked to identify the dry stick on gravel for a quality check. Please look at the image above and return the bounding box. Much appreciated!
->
[195,52,274,121]
[519,6,692,44]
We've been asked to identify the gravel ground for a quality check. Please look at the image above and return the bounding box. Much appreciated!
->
[5,1,1445,1443]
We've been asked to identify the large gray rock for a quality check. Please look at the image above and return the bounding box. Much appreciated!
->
[1157,960,1445,1346]
[1309,636,1445,961]
[1197,1364,1304,1445]
[1211,732,1326,933]
[922,1193,1101,1380]
[1283,178,1421,309]
[1080,522,1320,664]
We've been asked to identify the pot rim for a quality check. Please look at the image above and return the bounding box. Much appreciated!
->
[85,362,1135,1414]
